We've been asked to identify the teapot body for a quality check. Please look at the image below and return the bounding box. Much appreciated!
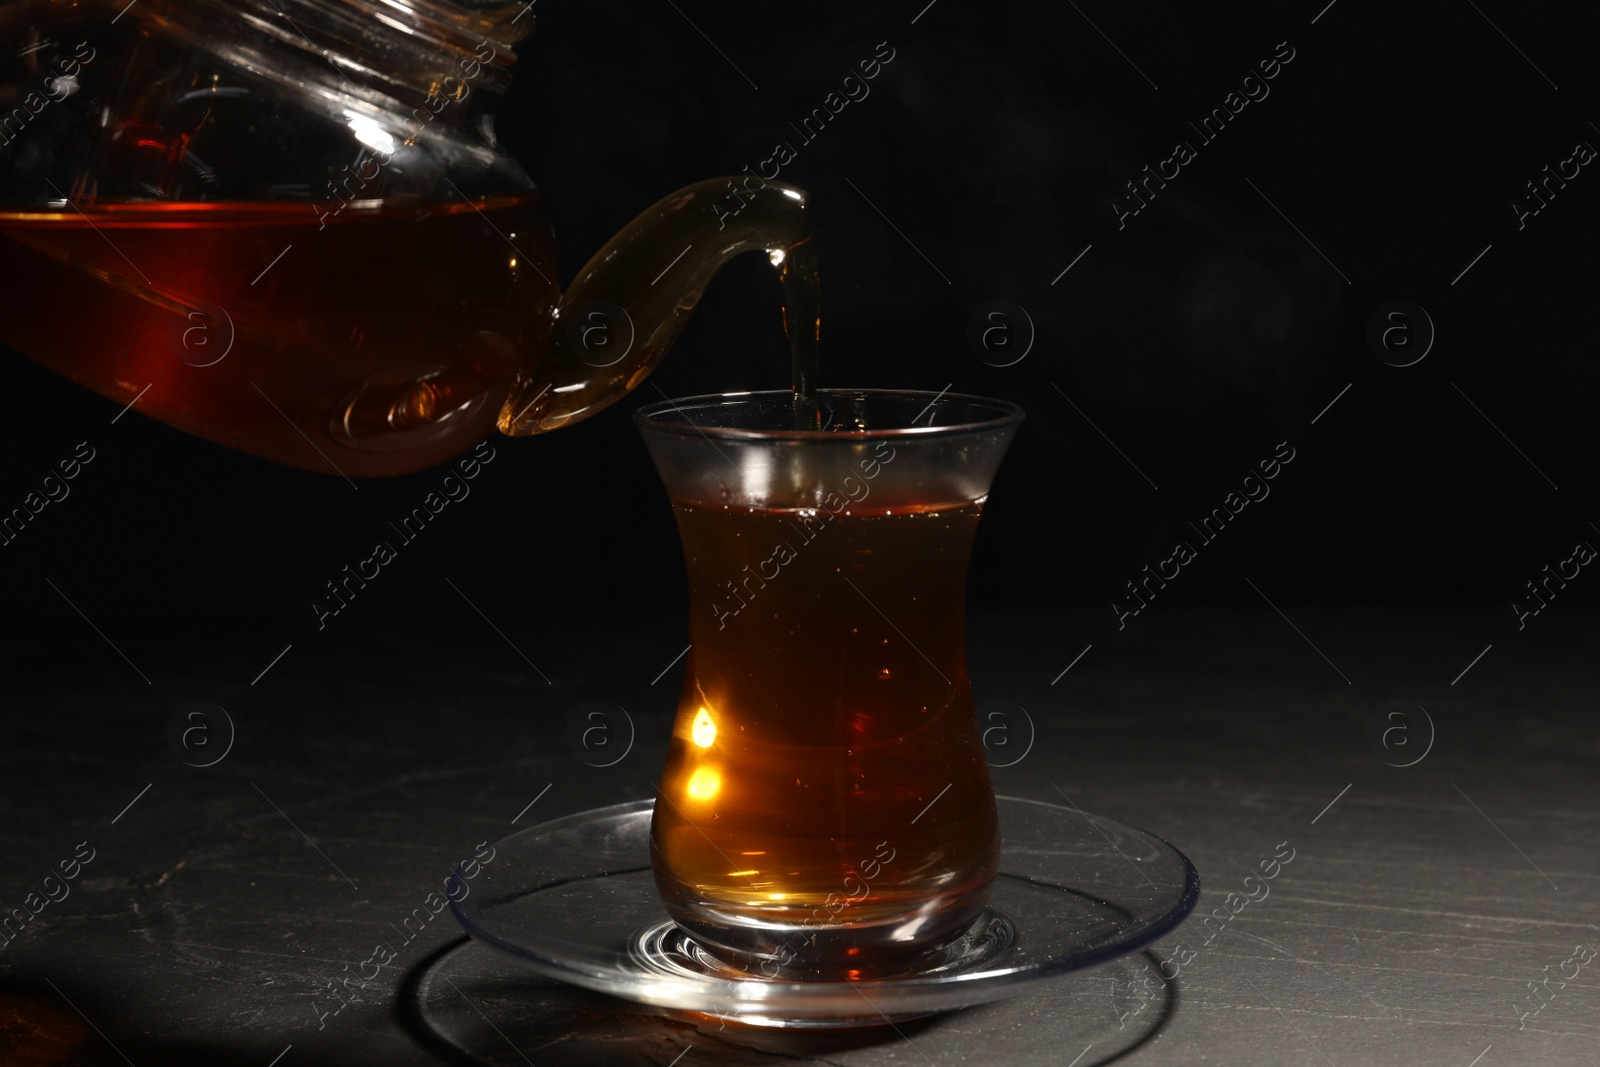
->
[1,0,817,476]
[1,0,557,475]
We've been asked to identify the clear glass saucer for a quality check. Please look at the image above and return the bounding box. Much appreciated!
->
[448,796,1199,1029]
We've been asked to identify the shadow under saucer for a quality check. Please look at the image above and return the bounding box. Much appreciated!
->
[406,938,1179,1067]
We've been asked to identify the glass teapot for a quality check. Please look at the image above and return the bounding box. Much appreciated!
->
[0,0,815,475]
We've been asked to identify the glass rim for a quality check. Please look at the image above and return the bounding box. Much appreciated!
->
[632,388,1025,441]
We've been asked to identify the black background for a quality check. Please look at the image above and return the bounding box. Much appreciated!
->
[3,0,1597,650]
[1,7,1597,1062]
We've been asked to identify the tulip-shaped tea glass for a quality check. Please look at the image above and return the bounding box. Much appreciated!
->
[635,388,1023,980]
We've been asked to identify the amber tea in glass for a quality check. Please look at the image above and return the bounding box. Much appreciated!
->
[636,389,1023,980]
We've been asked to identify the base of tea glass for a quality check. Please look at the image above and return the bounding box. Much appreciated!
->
[447,796,1200,1029]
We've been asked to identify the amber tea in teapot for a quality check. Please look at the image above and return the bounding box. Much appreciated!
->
[0,195,557,471]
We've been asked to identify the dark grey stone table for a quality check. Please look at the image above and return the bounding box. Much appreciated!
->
[3,605,1595,1065]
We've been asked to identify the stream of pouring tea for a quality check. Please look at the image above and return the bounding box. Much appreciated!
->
[779,237,822,431]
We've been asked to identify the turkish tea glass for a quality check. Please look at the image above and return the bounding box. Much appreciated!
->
[635,388,1023,980]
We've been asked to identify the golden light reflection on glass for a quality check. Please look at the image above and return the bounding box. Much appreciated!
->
[686,766,721,800]
[691,707,717,747]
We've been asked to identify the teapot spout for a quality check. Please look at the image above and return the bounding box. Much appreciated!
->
[499,176,814,435]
